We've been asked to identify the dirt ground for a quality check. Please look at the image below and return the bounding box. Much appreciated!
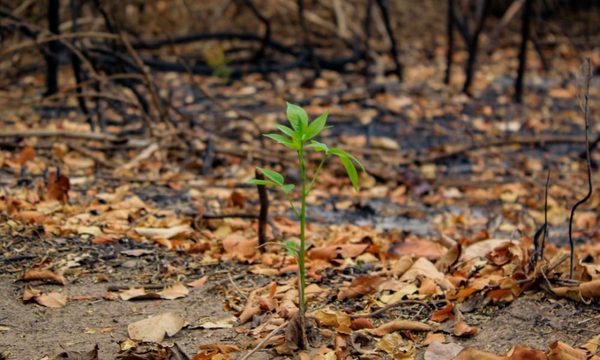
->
[1,264,598,359]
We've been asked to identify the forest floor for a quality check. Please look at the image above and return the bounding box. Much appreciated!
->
[1,20,600,359]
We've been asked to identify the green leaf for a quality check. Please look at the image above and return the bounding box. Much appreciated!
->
[339,156,359,191]
[276,124,296,138]
[264,133,296,149]
[329,147,365,171]
[257,167,284,185]
[286,102,309,132]
[247,178,278,187]
[281,184,295,194]
[304,111,328,140]
[307,140,329,153]
[283,240,297,256]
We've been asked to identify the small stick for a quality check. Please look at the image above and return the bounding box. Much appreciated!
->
[201,137,215,175]
[350,299,433,319]
[107,284,166,292]
[256,169,269,251]
[240,321,288,360]
[568,58,593,279]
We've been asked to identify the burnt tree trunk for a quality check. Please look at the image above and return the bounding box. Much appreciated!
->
[444,0,455,84]
[514,0,532,103]
[462,0,489,95]
[44,0,60,96]
[363,0,374,82]
[375,0,403,81]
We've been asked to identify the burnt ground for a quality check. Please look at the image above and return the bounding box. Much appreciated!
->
[0,182,598,359]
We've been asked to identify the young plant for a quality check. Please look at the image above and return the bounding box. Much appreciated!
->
[249,103,364,317]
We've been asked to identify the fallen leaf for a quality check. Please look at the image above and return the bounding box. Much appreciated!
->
[309,308,352,334]
[128,312,185,342]
[135,225,193,240]
[506,346,547,360]
[392,238,445,260]
[430,303,454,322]
[23,286,67,308]
[22,268,65,285]
[424,341,464,360]
[376,332,415,359]
[187,276,209,288]
[460,239,514,262]
[337,276,384,301]
[45,170,70,203]
[222,232,257,261]
[119,283,189,301]
[547,340,591,360]
[401,258,453,289]
[453,320,478,337]
[191,316,237,330]
[158,282,189,300]
[369,320,432,336]
[454,347,503,360]
[350,317,375,330]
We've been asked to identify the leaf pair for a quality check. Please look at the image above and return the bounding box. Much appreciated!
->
[248,167,294,194]
[265,103,329,150]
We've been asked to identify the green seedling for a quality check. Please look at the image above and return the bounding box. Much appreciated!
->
[248,103,364,319]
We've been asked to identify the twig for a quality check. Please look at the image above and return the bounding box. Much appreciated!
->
[350,299,433,319]
[0,129,119,142]
[69,143,115,168]
[240,321,288,360]
[107,284,166,292]
[531,170,550,268]
[201,137,215,175]
[256,169,269,251]
[228,272,247,299]
[568,58,593,279]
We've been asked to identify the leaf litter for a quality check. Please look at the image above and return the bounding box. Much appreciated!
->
[0,13,599,360]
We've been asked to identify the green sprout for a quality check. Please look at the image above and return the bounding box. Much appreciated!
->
[248,103,364,316]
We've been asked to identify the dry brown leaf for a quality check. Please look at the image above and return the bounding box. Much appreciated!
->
[22,268,65,285]
[198,343,241,354]
[222,232,258,261]
[392,238,445,260]
[430,303,454,323]
[453,320,478,337]
[158,282,189,300]
[454,347,503,360]
[422,333,447,347]
[36,292,68,308]
[45,170,70,203]
[309,308,352,334]
[400,258,453,289]
[118,283,189,301]
[135,225,193,240]
[376,332,415,359]
[506,346,547,360]
[424,341,464,360]
[460,239,513,262]
[436,242,461,272]
[22,286,67,308]
[187,276,209,288]
[580,334,600,355]
[547,340,595,360]
[552,279,600,302]
[337,276,384,301]
[239,290,261,324]
[127,312,185,343]
[369,320,432,336]
[350,317,375,330]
